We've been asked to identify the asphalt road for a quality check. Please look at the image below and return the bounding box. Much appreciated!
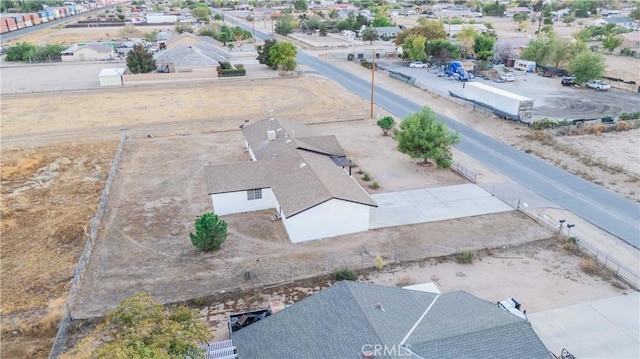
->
[232,11,640,248]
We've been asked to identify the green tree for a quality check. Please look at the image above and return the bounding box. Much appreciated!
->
[191,5,211,21]
[175,23,194,34]
[25,43,65,61]
[473,34,495,61]
[213,13,223,21]
[513,13,528,22]
[455,26,478,58]
[269,41,297,70]
[257,39,278,68]
[403,35,427,61]
[395,21,446,46]
[144,30,159,42]
[426,39,461,62]
[377,116,395,136]
[217,31,231,45]
[293,0,307,11]
[275,16,294,36]
[281,57,297,73]
[5,42,36,61]
[371,16,391,27]
[573,27,593,42]
[482,0,506,16]
[630,8,640,21]
[190,213,227,252]
[361,27,379,44]
[395,107,460,168]
[602,36,623,54]
[542,5,554,25]
[328,9,339,19]
[569,50,606,84]
[126,44,156,74]
[60,293,211,359]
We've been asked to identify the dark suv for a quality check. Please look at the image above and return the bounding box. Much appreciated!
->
[561,76,580,88]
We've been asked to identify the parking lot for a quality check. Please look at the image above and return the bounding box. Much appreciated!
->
[376,59,640,122]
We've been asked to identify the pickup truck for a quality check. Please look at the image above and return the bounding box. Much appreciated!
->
[585,80,611,91]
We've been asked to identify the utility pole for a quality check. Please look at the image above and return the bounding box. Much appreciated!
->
[370,48,375,118]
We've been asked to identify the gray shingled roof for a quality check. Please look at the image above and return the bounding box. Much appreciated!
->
[231,281,550,359]
[205,119,376,217]
[154,42,226,67]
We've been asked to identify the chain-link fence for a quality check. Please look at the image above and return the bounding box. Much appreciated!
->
[48,131,127,359]
[527,211,639,291]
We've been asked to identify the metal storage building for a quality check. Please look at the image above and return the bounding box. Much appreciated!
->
[98,68,125,87]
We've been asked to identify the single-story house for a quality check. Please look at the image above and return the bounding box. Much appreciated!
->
[98,68,125,87]
[506,6,532,16]
[446,23,489,40]
[371,26,402,38]
[229,281,551,359]
[61,42,114,62]
[205,119,377,243]
[592,17,636,28]
[618,31,640,50]
[153,40,228,72]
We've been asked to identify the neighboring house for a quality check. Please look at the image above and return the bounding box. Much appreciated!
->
[230,281,550,359]
[60,42,114,62]
[153,38,229,72]
[592,17,636,28]
[505,6,531,16]
[370,26,402,38]
[205,119,377,243]
[496,37,529,58]
[446,23,489,40]
[618,32,640,50]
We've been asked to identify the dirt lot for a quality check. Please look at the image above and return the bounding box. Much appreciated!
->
[0,142,117,359]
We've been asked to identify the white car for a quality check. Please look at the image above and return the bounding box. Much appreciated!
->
[500,73,515,82]
[409,61,427,68]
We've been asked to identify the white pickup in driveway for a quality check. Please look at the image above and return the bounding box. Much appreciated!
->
[369,183,513,229]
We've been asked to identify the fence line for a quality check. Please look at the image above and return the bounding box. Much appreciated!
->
[450,160,477,183]
[527,211,640,291]
[48,131,127,359]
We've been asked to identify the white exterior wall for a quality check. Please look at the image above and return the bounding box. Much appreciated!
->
[211,188,279,216]
[99,74,122,86]
[282,199,370,243]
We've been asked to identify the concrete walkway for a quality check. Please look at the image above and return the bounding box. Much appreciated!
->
[529,292,640,359]
[369,183,513,229]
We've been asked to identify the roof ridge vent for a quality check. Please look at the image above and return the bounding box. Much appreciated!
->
[299,163,307,169]
[373,303,385,312]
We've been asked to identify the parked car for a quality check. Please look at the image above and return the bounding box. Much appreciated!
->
[500,72,515,82]
[409,61,427,68]
[561,76,580,88]
[585,80,611,91]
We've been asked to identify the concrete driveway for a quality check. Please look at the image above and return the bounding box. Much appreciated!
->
[529,292,640,359]
[369,183,513,229]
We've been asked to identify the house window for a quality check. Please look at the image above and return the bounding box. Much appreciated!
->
[247,189,262,201]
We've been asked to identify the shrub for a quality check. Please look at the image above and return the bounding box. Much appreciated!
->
[616,121,630,131]
[374,256,385,271]
[396,275,416,287]
[218,68,246,77]
[456,250,475,264]
[189,213,227,251]
[619,112,640,121]
[530,118,570,130]
[370,181,379,189]
[563,236,580,255]
[332,267,357,281]
[580,257,613,280]
[362,173,371,181]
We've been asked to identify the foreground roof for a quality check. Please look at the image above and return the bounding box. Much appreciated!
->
[205,119,376,217]
[231,281,550,359]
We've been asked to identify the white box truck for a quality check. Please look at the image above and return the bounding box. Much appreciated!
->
[451,82,534,123]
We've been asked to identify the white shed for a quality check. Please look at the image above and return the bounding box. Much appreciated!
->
[98,68,125,87]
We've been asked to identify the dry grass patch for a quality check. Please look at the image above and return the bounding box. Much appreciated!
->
[579,257,614,281]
